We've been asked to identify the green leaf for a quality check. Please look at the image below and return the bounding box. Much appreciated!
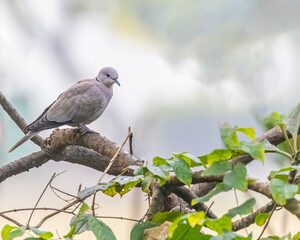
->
[199,149,233,166]
[88,216,116,240]
[263,111,286,130]
[69,214,90,235]
[269,167,296,180]
[205,215,232,234]
[237,127,256,141]
[237,141,265,163]
[269,179,298,205]
[168,158,192,186]
[293,232,300,240]
[226,198,256,218]
[29,227,53,239]
[141,175,154,194]
[130,222,160,240]
[1,225,17,240]
[77,183,111,199]
[223,163,248,191]
[255,213,270,226]
[286,103,300,145]
[220,123,239,147]
[153,156,168,166]
[6,226,26,240]
[202,161,232,176]
[127,165,143,175]
[187,211,207,227]
[192,183,232,205]
[153,212,184,223]
[147,166,169,180]
[263,139,281,152]
[169,224,202,240]
[173,153,202,167]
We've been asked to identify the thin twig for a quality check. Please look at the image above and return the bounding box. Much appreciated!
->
[0,214,23,227]
[91,130,132,216]
[129,127,133,155]
[206,201,214,215]
[233,189,249,235]
[27,173,56,227]
[257,203,277,240]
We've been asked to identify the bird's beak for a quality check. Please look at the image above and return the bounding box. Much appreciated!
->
[114,79,121,86]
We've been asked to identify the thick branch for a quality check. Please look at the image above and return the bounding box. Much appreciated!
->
[0,151,50,183]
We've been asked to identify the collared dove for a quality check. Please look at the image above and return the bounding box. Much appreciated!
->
[9,67,120,153]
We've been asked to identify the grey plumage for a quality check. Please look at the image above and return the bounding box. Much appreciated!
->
[9,67,120,153]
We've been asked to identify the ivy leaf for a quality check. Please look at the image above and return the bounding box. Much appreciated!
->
[88,216,116,240]
[5,226,26,240]
[205,215,232,234]
[1,225,17,240]
[130,222,160,240]
[255,213,270,226]
[199,149,232,166]
[223,163,248,191]
[226,198,256,218]
[202,160,232,177]
[187,211,207,228]
[192,183,232,205]
[153,212,184,223]
[237,127,256,141]
[263,112,286,130]
[269,179,298,205]
[286,102,300,145]
[220,123,239,147]
[168,158,192,186]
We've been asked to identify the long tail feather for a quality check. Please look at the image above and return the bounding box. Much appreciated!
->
[8,131,39,153]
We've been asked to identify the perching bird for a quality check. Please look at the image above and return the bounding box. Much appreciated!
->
[9,67,120,153]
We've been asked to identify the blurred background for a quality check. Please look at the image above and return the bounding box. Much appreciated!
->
[1,0,300,239]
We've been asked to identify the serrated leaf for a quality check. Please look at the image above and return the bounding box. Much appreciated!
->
[168,158,192,186]
[153,156,168,166]
[202,160,232,176]
[187,211,207,228]
[226,198,256,218]
[286,103,300,146]
[237,127,256,141]
[269,179,298,205]
[153,212,184,223]
[220,123,239,147]
[6,226,26,240]
[130,222,160,240]
[255,213,270,226]
[263,112,286,130]
[199,149,232,166]
[88,216,116,240]
[1,225,17,240]
[223,163,248,191]
[192,183,232,204]
[205,215,232,234]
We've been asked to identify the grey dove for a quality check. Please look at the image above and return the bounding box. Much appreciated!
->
[9,67,120,153]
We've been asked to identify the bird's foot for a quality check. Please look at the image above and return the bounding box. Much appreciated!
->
[77,124,96,135]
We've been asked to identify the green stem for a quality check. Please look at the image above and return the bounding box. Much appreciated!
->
[280,124,296,156]
[265,150,293,161]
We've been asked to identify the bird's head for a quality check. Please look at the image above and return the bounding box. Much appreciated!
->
[96,67,120,87]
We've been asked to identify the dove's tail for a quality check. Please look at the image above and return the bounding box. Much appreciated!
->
[8,131,39,153]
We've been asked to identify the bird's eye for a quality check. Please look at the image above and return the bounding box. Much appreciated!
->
[106,74,110,77]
